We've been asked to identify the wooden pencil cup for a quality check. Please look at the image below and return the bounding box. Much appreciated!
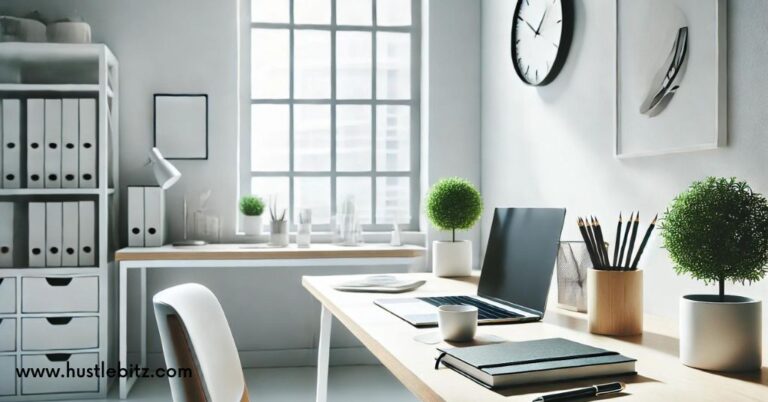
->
[587,269,643,336]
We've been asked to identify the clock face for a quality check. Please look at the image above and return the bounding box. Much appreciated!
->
[511,0,572,86]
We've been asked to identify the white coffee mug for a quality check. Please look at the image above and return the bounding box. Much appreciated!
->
[437,305,478,342]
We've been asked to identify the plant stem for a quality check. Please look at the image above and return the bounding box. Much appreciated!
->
[452,228,456,242]
[719,277,725,302]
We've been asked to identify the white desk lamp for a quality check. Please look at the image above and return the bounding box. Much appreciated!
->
[147,148,206,246]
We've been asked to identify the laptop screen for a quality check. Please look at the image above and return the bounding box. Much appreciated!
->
[477,208,566,315]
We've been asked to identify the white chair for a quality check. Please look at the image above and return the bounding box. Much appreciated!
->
[153,283,250,402]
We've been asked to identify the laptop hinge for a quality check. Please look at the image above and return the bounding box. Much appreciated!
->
[477,295,543,316]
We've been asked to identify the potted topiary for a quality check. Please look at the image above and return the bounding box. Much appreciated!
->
[425,177,483,277]
[239,195,265,236]
[661,177,768,371]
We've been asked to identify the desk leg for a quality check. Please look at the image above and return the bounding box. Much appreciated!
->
[140,267,147,369]
[315,305,332,402]
[119,264,129,399]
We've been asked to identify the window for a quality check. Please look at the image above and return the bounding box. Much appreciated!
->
[243,0,421,231]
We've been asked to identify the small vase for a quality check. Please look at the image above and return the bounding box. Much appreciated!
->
[243,215,263,236]
[587,268,643,336]
[680,294,762,371]
[432,240,472,277]
[269,221,289,247]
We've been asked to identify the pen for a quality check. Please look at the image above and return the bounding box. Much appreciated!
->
[532,382,625,402]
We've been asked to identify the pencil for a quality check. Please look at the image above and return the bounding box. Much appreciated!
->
[613,213,622,267]
[592,216,609,269]
[631,214,657,269]
[618,211,633,269]
[577,217,601,268]
[624,212,640,270]
[585,217,603,268]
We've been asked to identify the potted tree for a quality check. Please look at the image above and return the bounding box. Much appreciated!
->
[661,177,768,371]
[425,177,483,277]
[239,195,265,236]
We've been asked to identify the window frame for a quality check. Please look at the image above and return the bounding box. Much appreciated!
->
[239,0,422,233]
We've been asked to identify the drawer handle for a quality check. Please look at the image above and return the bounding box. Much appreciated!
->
[46,317,73,325]
[46,353,71,362]
[45,278,73,287]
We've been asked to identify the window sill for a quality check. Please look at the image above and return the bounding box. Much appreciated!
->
[234,231,426,246]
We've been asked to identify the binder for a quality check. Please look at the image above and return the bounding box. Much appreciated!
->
[1,99,21,189]
[0,202,13,267]
[0,100,3,187]
[62,202,79,267]
[78,98,97,188]
[27,99,45,189]
[128,187,145,247]
[45,202,62,267]
[61,99,79,188]
[144,187,164,247]
[28,202,46,267]
[78,201,95,266]
[44,99,62,188]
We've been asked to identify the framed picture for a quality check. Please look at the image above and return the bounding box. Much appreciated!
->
[154,94,208,160]
[615,0,726,158]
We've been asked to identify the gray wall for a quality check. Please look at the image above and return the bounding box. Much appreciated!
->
[480,0,768,345]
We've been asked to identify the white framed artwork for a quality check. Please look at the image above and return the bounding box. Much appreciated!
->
[615,0,726,158]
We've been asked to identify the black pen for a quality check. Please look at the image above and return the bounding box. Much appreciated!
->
[532,382,625,402]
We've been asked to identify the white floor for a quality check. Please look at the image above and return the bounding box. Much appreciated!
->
[98,366,418,402]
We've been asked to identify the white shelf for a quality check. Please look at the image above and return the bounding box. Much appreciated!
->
[0,188,114,196]
[0,42,116,66]
[0,83,114,97]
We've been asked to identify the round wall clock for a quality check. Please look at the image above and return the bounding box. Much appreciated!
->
[511,0,574,86]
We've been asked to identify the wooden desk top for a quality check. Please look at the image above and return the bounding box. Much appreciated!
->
[115,243,425,262]
[302,273,768,402]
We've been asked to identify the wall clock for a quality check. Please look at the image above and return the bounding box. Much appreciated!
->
[511,0,574,86]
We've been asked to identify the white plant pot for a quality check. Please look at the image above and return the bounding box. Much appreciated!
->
[243,215,263,236]
[680,294,762,371]
[432,240,472,277]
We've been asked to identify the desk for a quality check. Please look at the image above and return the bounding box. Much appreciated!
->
[303,273,768,402]
[115,243,425,399]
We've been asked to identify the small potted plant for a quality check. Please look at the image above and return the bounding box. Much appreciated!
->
[425,177,483,277]
[239,195,265,236]
[661,177,768,371]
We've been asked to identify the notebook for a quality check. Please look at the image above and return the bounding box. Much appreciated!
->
[334,275,426,293]
[436,338,636,389]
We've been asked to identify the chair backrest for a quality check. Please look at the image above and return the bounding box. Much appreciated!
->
[153,283,249,402]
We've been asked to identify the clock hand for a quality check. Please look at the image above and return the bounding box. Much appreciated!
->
[536,8,548,35]
[521,17,538,35]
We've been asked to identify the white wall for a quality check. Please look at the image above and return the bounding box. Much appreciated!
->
[481,0,768,345]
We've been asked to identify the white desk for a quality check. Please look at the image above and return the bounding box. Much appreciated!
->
[303,273,768,402]
[115,243,425,399]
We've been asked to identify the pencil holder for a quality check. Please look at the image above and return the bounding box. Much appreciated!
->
[587,268,643,336]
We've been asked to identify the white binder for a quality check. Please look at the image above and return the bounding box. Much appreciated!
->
[1,99,21,189]
[62,202,79,267]
[26,99,45,188]
[44,99,62,188]
[61,99,79,188]
[78,201,95,266]
[144,187,164,247]
[0,100,3,186]
[128,187,145,247]
[45,202,62,267]
[28,202,46,267]
[0,202,13,267]
[78,98,96,188]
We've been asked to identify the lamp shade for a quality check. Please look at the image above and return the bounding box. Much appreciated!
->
[149,147,181,190]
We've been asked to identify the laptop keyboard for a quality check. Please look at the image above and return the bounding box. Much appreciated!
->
[418,296,524,320]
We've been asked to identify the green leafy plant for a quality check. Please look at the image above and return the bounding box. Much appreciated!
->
[661,177,768,301]
[425,177,483,242]
[239,195,265,216]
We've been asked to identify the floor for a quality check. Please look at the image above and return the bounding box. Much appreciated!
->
[99,366,419,402]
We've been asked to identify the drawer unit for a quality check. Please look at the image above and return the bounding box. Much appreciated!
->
[0,278,15,314]
[0,318,15,352]
[22,316,98,351]
[21,353,99,395]
[0,355,15,396]
[21,276,99,313]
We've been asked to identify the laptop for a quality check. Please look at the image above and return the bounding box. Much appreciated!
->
[375,207,566,327]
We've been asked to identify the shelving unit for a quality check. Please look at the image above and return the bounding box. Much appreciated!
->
[0,43,119,401]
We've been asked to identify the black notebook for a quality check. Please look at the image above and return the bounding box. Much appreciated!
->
[436,338,636,389]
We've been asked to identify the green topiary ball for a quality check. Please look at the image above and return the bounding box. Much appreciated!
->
[239,195,265,216]
[425,177,483,239]
[661,177,768,294]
